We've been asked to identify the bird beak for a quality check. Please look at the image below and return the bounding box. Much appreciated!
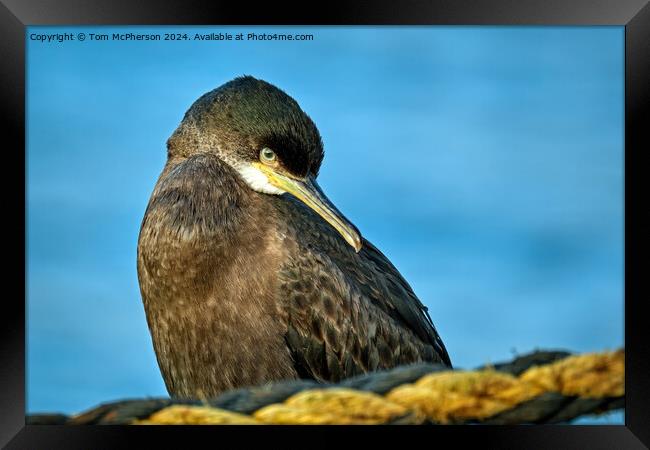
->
[256,164,362,253]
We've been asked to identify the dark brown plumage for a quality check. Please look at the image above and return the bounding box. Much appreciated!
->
[137,76,451,399]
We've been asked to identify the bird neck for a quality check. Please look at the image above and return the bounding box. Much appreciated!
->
[139,153,262,299]
[137,153,294,397]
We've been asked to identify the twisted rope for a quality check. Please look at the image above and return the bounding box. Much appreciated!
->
[27,348,623,425]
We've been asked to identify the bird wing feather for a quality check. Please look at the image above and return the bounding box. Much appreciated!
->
[276,195,451,383]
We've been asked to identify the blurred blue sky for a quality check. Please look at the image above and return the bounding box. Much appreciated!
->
[26,26,624,423]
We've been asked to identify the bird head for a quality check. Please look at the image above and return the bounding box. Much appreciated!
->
[167,75,362,253]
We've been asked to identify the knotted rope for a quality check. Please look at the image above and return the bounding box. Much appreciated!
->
[27,348,623,425]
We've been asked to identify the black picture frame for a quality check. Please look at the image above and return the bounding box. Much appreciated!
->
[3,0,648,448]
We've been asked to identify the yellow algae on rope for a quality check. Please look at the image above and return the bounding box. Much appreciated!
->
[520,349,624,398]
[386,370,544,424]
[134,405,259,425]
[385,349,624,424]
[126,349,624,425]
[253,388,421,424]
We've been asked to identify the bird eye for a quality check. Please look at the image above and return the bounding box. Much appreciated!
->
[260,148,277,164]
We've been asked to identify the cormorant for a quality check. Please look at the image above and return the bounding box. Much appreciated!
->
[137,76,451,399]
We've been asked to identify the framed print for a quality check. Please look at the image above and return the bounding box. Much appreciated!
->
[3,0,649,448]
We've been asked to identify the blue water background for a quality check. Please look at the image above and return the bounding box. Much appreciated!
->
[26,26,624,423]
